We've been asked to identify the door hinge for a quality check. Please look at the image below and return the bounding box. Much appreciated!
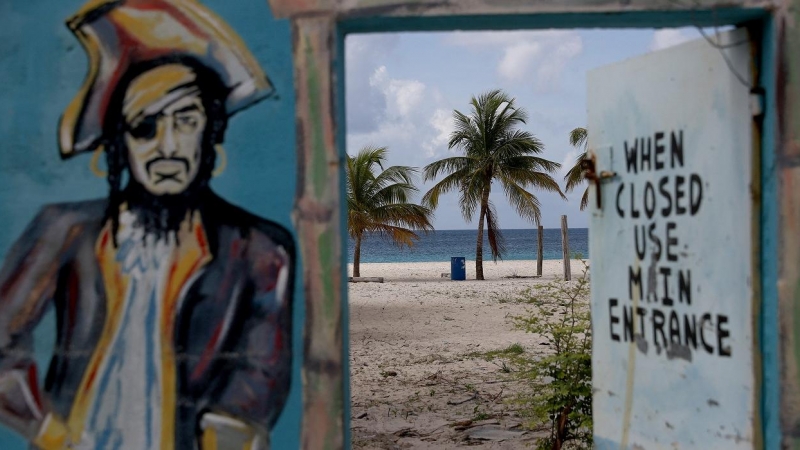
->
[749,87,765,118]
[582,156,617,210]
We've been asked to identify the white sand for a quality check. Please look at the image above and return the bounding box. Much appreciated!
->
[348,259,589,449]
[348,258,585,281]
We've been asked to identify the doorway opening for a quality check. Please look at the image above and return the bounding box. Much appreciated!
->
[342,21,763,448]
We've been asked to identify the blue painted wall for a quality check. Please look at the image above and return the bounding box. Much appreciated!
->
[0,0,302,448]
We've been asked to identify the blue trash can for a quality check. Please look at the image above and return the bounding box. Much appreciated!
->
[451,257,466,281]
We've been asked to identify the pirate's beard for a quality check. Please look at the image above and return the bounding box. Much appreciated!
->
[121,176,209,241]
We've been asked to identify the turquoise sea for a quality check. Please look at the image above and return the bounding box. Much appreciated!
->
[347,228,589,263]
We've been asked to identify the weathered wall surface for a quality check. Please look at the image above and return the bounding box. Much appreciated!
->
[266,0,799,448]
[268,0,781,19]
[777,0,800,448]
[3,1,797,449]
[0,1,302,448]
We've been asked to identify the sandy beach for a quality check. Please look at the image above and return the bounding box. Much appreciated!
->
[348,259,589,449]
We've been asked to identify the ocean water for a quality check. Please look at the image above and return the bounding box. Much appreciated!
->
[347,228,589,263]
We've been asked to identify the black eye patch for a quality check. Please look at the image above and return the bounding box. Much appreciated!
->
[127,115,158,140]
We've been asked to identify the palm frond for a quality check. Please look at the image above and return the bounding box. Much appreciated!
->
[484,201,506,261]
[564,151,588,193]
[368,224,422,248]
[421,167,471,209]
[457,169,490,221]
[580,186,590,211]
[493,130,544,157]
[422,89,566,272]
[497,165,566,201]
[569,127,588,148]
[422,156,471,182]
[373,164,417,187]
[372,203,434,229]
[497,154,561,175]
[496,177,543,224]
[346,145,434,249]
[565,127,589,194]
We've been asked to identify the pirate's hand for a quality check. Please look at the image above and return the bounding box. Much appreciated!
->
[199,412,269,450]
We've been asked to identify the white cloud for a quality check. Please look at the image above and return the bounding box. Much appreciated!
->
[534,37,583,91]
[347,65,454,171]
[422,109,455,157]
[346,33,596,228]
[345,35,399,133]
[444,30,551,47]
[649,29,695,51]
[369,66,426,119]
[559,148,581,179]
[444,30,583,91]
[498,41,542,81]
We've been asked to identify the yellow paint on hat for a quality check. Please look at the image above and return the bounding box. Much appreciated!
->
[122,64,198,126]
[61,0,274,156]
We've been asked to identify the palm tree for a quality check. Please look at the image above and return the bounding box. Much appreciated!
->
[564,127,590,210]
[422,89,565,280]
[347,146,434,277]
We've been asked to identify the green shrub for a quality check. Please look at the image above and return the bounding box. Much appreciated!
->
[511,263,592,450]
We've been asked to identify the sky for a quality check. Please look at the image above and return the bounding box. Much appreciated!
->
[345,27,708,230]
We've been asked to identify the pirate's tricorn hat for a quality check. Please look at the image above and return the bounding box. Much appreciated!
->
[59,0,274,158]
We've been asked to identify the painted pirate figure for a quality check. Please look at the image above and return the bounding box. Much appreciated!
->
[0,1,294,449]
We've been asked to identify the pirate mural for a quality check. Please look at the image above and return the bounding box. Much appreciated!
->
[0,1,294,449]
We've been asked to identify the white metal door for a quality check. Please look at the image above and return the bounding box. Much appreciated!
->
[588,28,757,449]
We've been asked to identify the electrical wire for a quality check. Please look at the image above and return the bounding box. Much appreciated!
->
[663,0,755,89]
[697,26,749,49]
[696,26,753,89]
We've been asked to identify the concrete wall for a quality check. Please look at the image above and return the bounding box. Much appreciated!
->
[0,1,303,448]
[1,0,798,449]
[272,0,798,448]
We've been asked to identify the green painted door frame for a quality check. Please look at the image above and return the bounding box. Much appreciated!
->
[267,1,800,447]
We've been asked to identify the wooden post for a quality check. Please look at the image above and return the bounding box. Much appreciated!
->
[292,15,344,450]
[561,215,571,281]
[537,225,543,277]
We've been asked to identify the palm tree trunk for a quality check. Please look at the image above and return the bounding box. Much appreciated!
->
[475,208,485,280]
[354,234,362,278]
[475,188,490,281]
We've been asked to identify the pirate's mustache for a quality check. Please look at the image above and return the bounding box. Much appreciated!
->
[146,156,190,175]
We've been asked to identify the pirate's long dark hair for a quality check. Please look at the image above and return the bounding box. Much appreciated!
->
[101,56,229,243]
